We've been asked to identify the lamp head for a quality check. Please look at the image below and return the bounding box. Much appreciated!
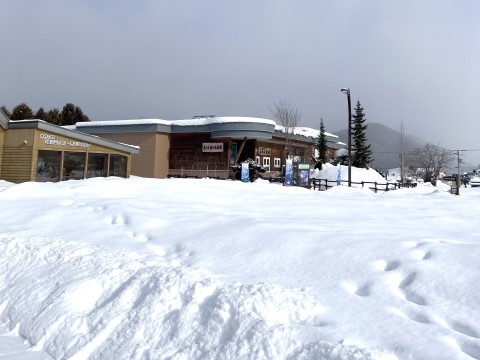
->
[341,88,350,94]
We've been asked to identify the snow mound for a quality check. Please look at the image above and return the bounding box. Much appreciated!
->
[0,236,392,360]
[311,165,387,192]
[0,180,14,192]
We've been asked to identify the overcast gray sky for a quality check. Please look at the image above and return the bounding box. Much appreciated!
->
[2,0,480,164]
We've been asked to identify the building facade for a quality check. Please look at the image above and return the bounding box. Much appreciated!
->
[0,110,139,184]
[74,116,344,179]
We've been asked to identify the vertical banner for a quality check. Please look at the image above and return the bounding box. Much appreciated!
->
[284,159,294,186]
[241,162,250,182]
[298,164,310,187]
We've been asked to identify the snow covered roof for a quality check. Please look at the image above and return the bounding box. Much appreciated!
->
[73,116,342,145]
[75,116,276,128]
[274,125,338,139]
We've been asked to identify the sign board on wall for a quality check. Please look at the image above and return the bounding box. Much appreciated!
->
[258,147,271,156]
[202,143,224,152]
[39,133,90,148]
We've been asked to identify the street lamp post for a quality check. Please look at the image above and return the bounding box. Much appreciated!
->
[341,88,352,187]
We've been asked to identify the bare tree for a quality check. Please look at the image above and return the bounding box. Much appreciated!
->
[413,143,454,186]
[269,98,301,159]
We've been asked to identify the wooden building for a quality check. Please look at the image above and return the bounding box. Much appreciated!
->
[74,116,344,179]
[0,109,139,184]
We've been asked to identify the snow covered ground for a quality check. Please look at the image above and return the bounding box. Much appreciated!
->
[1,167,480,359]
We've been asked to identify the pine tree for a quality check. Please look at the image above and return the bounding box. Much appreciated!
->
[60,103,76,125]
[11,103,33,120]
[74,105,90,122]
[315,118,328,169]
[35,107,47,120]
[60,103,90,125]
[351,100,373,168]
[45,108,61,125]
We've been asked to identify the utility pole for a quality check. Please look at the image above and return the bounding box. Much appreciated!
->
[341,88,352,187]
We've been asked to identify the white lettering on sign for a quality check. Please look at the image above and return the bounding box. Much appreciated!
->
[258,147,271,156]
[39,133,90,148]
[202,143,224,152]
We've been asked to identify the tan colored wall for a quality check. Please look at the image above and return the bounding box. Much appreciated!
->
[154,133,170,178]
[93,132,170,178]
[2,129,35,183]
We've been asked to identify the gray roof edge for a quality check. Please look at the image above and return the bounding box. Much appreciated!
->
[8,120,139,154]
[75,123,171,134]
[274,130,339,144]
[0,108,9,129]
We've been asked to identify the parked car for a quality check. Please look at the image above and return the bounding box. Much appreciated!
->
[470,175,480,187]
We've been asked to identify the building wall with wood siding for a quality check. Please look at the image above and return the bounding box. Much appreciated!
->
[1,127,135,183]
[2,129,35,183]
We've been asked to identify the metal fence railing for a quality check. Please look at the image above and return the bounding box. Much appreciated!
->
[311,178,404,193]
[168,169,230,179]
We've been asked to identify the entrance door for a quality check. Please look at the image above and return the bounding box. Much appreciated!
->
[263,157,270,171]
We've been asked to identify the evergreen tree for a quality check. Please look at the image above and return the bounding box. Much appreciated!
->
[60,103,90,125]
[45,108,61,125]
[315,118,328,169]
[74,105,90,122]
[35,107,47,120]
[60,103,76,125]
[0,105,10,118]
[351,100,373,168]
[11,103,33,120]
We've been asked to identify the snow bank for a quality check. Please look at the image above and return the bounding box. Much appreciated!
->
[0,236,391,360]
[1,177,479,359]
[311,165,387,191]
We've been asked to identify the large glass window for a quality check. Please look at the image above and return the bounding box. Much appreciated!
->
[36,150,61,182]
[109,154,127,178]
[87,153,108,178]
[63,152,86,180]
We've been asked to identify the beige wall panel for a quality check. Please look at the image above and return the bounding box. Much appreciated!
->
[93,132,158,178]
[4,129,36,147]
[154,134,170,178]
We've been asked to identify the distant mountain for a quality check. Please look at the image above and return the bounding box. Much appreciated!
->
[334,123,426,171]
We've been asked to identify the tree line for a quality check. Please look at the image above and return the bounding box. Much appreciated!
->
[0,103,90,126]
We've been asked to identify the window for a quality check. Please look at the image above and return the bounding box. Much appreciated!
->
[36,150,61,182]
[263,157,270,171]
[274,158,281,168]
[87,153,108,178]
[63,152,86,180]
[256,156,260,165]
[109,154,127,178]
